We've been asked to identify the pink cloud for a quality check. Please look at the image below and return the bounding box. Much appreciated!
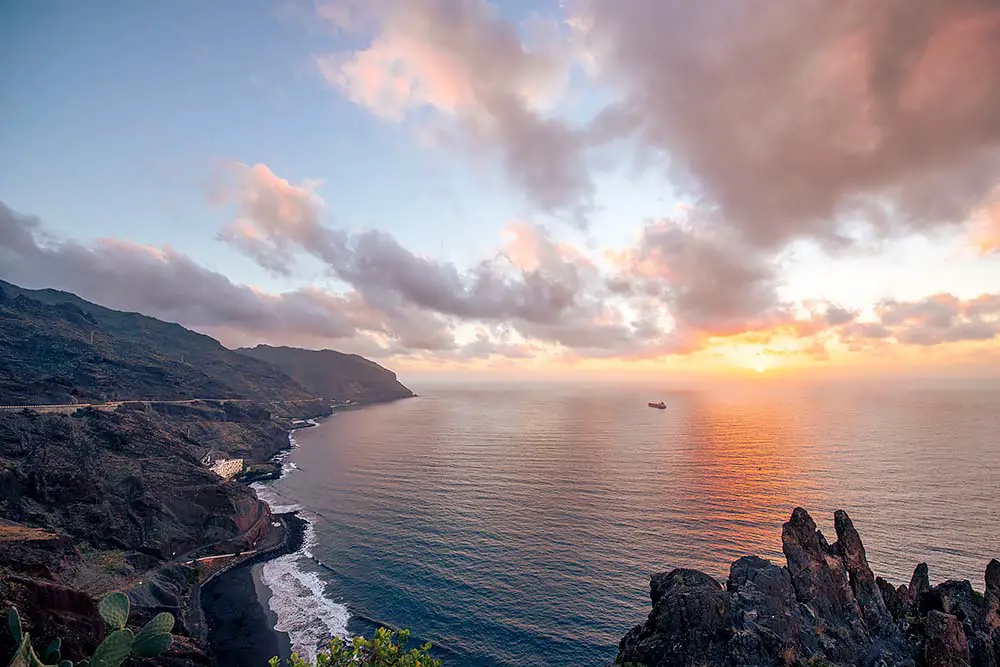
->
[316,0,592,217]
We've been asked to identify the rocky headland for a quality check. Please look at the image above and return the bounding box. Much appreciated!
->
[238,344,415,404]
[617,508,1000,667]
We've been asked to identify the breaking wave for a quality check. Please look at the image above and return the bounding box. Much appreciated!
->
[255,421,350,661]
[260,519,349,662]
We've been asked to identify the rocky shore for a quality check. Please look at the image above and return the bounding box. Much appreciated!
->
[617,508,1000,667]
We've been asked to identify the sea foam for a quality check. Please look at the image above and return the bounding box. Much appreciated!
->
[256,423,350,661]
[261,518,349,662]
[251,482,301,514]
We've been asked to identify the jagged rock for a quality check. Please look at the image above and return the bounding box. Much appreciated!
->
[910,562,932,604]
[877,576,908,621]
[834,510,894,637]
[617,508,998,667]
[987,560,1000,613]
[618,569,730,666]
[782,508,861,623]
[726,556,804,663]
[925,610,970,666]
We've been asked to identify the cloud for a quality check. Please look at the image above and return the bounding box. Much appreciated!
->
[0,201,464,356]
[874,293,1000,346]
[310,0,1000,347]
[824,306,857,326]
[218,164,704,356]
[609,219,788,336]
[571,0,1000,248]
[970,194,1000,255]
[316,0,593,218]
[0,202,360,341]
[216,163,343,274]
[219,163,592,327]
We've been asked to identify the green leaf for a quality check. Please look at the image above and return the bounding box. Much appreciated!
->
[7,633,32,667]
[88,629,133,667]
[44,638,61,663]
[97,594,129,631]
[130,631,171,658]
[135,611,173,639]
[7,607,22,645]
[131,611,173,657]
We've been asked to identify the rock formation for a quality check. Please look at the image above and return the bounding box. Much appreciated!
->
[617,508,1000,666]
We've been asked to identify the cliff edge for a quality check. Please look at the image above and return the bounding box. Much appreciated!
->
[617,508,1000,667]
[238,344,414,404]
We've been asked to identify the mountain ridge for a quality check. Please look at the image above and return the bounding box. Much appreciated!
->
[238,344,414,404]
[0,280,413,406]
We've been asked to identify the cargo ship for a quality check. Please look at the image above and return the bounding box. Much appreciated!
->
[647,401,666,410]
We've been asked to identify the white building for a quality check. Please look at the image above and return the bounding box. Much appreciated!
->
[210,458,244,479]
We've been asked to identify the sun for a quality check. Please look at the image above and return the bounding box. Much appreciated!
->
[754,362,767,374]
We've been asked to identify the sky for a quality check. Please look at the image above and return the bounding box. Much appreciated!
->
[2,0,1000,381]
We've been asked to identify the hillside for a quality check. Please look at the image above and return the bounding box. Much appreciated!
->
[238,344,414,403]
[0,280,312,404]
[0,405,286,664]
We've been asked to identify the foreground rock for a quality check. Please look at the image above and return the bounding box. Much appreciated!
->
[617,508,999,666]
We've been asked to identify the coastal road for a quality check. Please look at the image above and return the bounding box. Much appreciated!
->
[0,398,254,413]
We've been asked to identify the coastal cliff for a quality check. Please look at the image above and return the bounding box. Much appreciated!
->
[0,279,414,407]
[238,344,414,404]
[0,280,314,405]
[617,508,1000,667]
[0,280,415,663]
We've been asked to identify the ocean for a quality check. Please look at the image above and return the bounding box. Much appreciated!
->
[252,379,1000,666]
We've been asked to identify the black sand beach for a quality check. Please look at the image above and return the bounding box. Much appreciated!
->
[202,512,307,667]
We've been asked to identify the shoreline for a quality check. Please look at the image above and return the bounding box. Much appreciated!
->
[201,511,307,666]
[201,396,412,664]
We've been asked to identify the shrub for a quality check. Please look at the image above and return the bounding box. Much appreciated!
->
[269,628,440,667]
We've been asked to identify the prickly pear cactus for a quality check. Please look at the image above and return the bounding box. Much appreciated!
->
[88,629,132,667]
[96,594,129,632]
[42,638,60,665]
[6,594,175,667]
[6,608,21,646]
[131,613,173,658]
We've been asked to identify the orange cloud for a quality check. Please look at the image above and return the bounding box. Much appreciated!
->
[971,197,1000,255]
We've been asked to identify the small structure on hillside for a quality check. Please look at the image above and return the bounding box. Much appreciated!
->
[210,457,244,479]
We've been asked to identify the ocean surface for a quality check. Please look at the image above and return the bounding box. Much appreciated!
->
[253,379,1000,666]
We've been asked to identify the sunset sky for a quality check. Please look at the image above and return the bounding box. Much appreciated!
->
[2,0,999,380]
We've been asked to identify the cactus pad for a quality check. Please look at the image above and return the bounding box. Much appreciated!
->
[97,594,129,631]
[88,629,133,667]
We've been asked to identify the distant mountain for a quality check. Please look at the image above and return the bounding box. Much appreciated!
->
[0,281,409,406]
[238,344,414,403]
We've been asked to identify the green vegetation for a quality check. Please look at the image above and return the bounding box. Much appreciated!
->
[4,592,173,667]
[268,628,440,667]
